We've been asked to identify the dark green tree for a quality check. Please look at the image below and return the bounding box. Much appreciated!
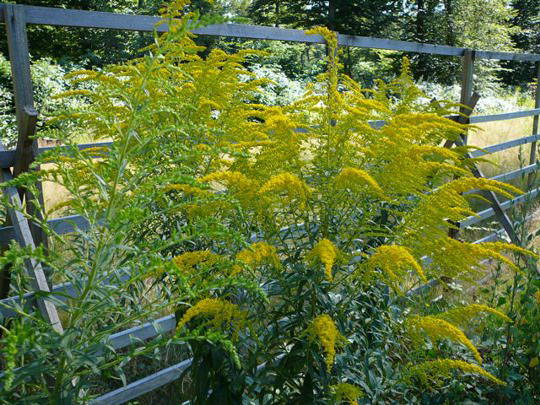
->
[249,0,401,36]
[0,1,164,66]
[1,0,249,67]
[502,0,540,86]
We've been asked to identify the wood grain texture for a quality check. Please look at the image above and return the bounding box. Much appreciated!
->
[4,6,37,176]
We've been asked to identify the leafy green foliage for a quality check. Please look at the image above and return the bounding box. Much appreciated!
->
[0,55,90,147]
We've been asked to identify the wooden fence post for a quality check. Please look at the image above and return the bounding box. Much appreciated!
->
[459,49,475,145]
[448,49,475,239]
[4,4,47,249]
[528,62,540,186]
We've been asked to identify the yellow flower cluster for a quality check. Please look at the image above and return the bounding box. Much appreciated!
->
[434,304,512,327]
[481,241,539,261]
[199,171,257,192]
[330,382,364,405]
[184,199,234,219]
[52,89,93,99]
[406,315,482,363]
[399,178,527,279]
[408,359,505,386]
[374,143,467,197]
[333,167,385,198]
[236,242,280,268]
[177,298,246,336]
[308,239,340,281]
[305,26,338,52]
[258,173,312,204]
[362,245,426,292]
[308,314,344,371]
[172,250,221,275]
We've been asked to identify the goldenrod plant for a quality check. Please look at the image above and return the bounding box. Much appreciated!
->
[0,1,537,403]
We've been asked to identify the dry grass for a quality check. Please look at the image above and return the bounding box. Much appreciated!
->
[469,117,534,180]
[41,163,71,218]
[465,115,540,246]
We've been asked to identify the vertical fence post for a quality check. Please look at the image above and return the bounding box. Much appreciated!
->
[448,49,475,239]
[459,49,475,145]
[3,4,62,330]
[4,4,48,249]
[528,62,540,186]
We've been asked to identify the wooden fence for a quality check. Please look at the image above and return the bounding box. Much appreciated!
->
[0,3,540,403]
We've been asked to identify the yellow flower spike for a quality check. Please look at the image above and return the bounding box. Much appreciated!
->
[535,290,540,304]
[177,298,246,337]
[330,383,364,405]
[308,239,340,281]
[444,177,523,200]
[194,143,210,151]
[199,171,258,192]
[363,245,426,291]
[399,176,527,280]
[184,199,235,219]
[333,167,386,198]
[434,304,512,327]
[63,69,96,79]
[307,314,344,371]
[480,241,539,260]
[258,173,312,203]
[407,315,482,364]
[305,27,338,48]
[230,140,275,150]
[199,97,221,110]
[408,359,505,386]
[52,89,92,99]
[172,250,221,275]
[236,242,280,268]
[46,199,74,216]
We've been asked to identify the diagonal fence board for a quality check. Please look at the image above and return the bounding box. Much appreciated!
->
[0,270,130,319]
[0,143,63,332]
[0,214,90,248]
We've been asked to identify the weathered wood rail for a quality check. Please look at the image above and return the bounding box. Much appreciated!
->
[1,3,540,403]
